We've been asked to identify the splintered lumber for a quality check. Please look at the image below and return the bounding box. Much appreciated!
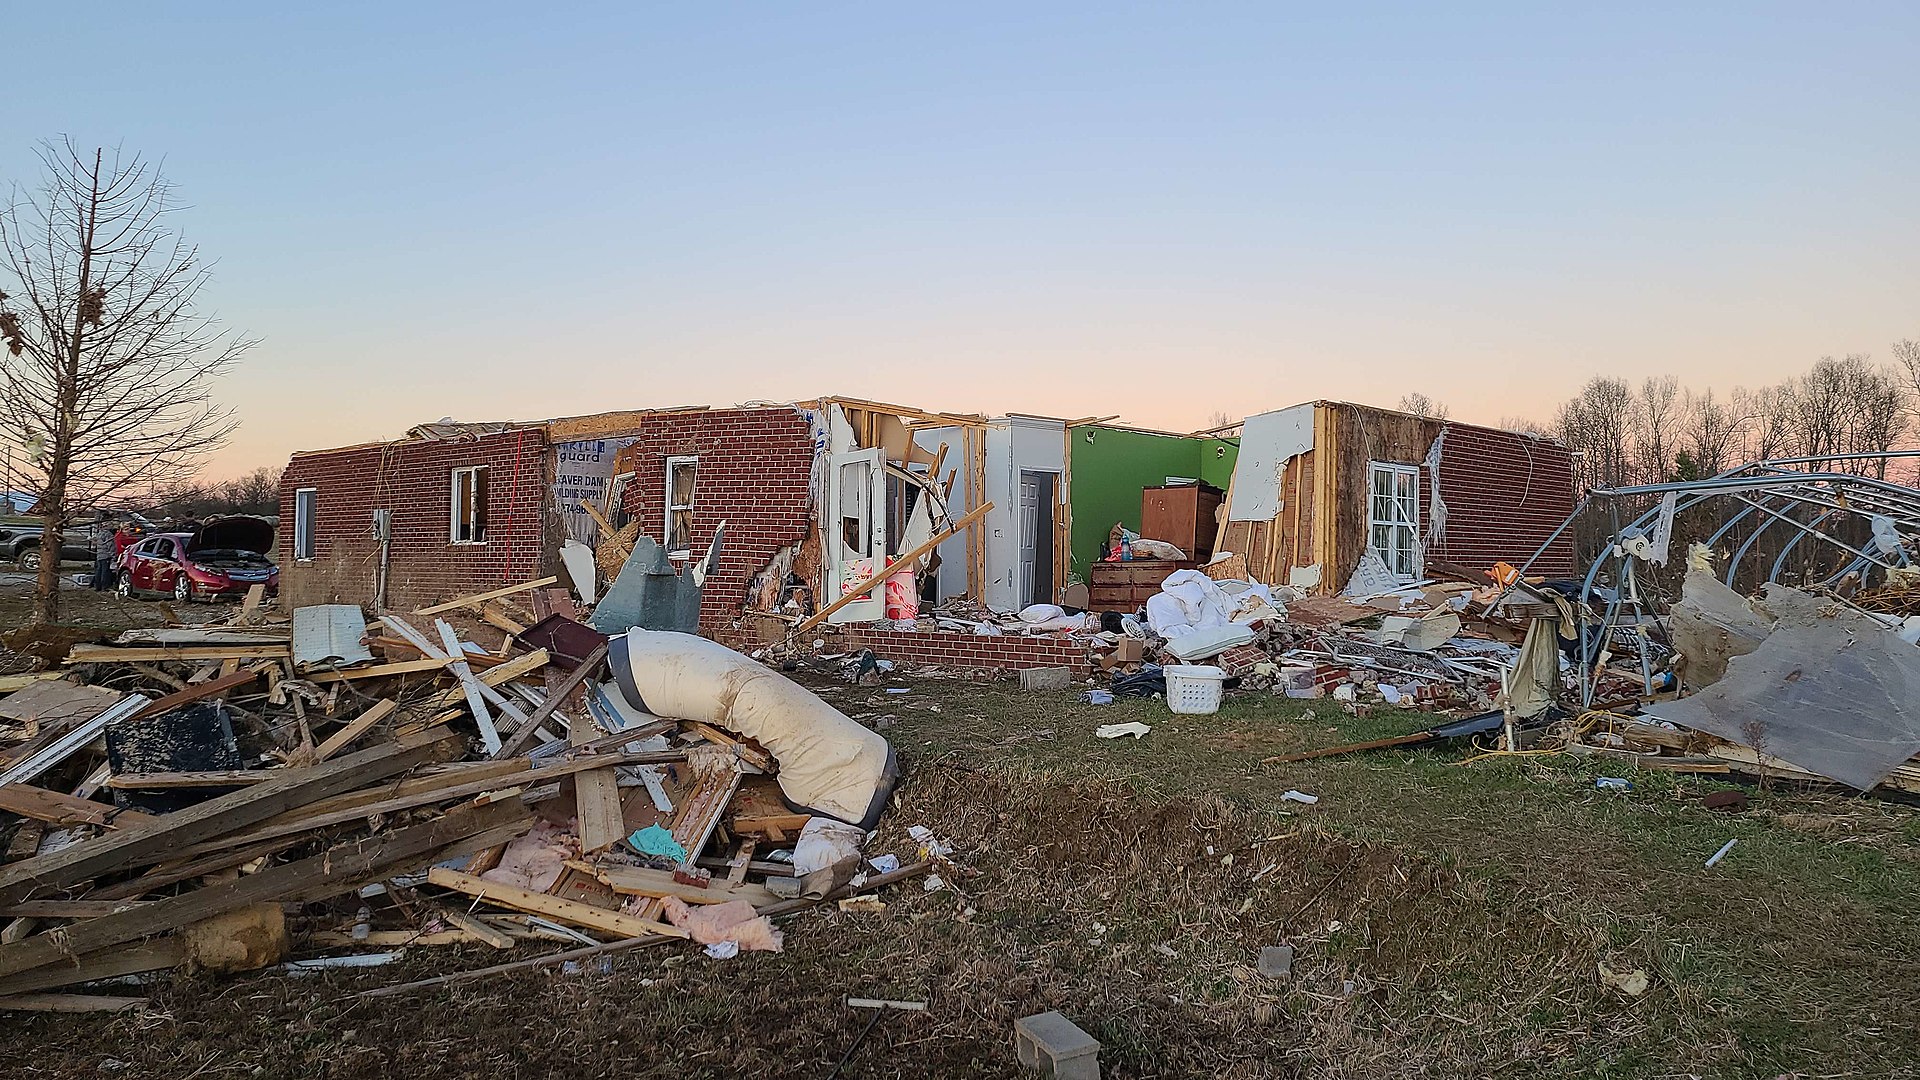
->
[0,799,532,981]
[793,501,994,634]
[0,938,184,997]
[90,835,307,902]
[65,644,290,664]
[412,577,559,617]
[732,813,812,838]
[1261,732,1437,764]
[306,658,454,684]
[423,649,550,710]
[0,993,146,1013]
[425,868,687,940]
[312,699,400,761]
[168,750,686,861]
[572,693,624,853]
[436,907,517,949]
[105,770,281,790]
[359,934,674,999]
[495,643,608,759]
[436,619,502,753]
[0,784,154,828]
[687,721,775,772]
[591,864,780,909]
[126,669,261,721]
[0,732,459,906]
[0,673,61,694]
[0,900,154,919]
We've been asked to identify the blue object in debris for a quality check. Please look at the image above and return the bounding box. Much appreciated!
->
[628,823,689,862]
[1595,777,1633,792]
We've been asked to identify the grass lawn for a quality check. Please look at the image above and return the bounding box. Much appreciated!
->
[12,663,1920,1078]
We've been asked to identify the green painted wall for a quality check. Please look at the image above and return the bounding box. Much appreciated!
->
[1067,428,1240,580]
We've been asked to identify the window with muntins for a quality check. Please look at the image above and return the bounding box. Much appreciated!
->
[1368,462,1420,579]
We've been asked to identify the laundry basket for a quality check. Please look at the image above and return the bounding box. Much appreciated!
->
[1163,664,1226,715]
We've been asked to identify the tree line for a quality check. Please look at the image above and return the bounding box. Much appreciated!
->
[1409,344,1920,493]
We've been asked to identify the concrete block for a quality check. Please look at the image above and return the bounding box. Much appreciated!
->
[1019,666,1074,692]
[1015,1010,1099,1078]
[1258,945,1293,979]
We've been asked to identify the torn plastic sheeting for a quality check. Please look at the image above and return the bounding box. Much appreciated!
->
[608,630,898,828]
[1502,617,1559,721]
[1644,604,1920,791]
[1668,568,1773,688]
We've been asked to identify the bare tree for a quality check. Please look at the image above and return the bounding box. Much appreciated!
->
[1398,393,1449,420]
[1495,416,1548,436]
[1676,387,1752,480]
[1556,377,1633,492]
[1628,376,1681,484]
[0,140,249,623]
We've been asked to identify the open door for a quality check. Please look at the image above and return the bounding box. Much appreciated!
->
[827,448,887,623]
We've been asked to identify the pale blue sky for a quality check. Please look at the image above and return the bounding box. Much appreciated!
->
[3,3,1916,475]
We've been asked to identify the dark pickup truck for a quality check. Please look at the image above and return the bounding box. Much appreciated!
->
[0,517,98,572]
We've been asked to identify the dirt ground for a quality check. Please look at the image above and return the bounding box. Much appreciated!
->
[7,584,1920,1078]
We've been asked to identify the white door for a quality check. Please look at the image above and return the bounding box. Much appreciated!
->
[827,448,888,623]
[1018,477,1038,607]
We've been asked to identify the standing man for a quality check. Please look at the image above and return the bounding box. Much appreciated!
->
[91,512,116,592]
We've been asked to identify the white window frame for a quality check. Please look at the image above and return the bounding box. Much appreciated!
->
[664,456,698,558]
[293,487,318,561]
[449,466,488,545]
[1367,461,1421,580]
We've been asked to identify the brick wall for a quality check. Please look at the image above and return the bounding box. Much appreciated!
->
[715,624,1091,674]
[277,428,552,612]
[616,408,817,632]
[1431,425,1577,576]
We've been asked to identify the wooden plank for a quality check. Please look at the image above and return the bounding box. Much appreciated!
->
[479,603,526,637]
[591,864,779,909]
[0,673,62,694]
[437,907,517,949]
[1260,732,1435,764]
[412,577,559,617]
[427,868,686,939]
[0,993,146,1013]
[311,699,401,762]
[305,657,453,684]
[65,644,289,664]
[435,619,501,753]
[0,785,154,828]
[0,938,184,997]
[494,643,608,759]
[423,650,550,710]
[572,701,624,855]
[90,835,307,902]
[793,502,994,634]
[104,770,281,790]
[239,583,266,624]
[0,900,153,919]
[0,732,458,906]
[686,721,775,772]
[731,813,812,836]
[0,800,531,980]
[169,750,685,861]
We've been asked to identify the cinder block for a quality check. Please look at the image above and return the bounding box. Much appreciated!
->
[1258,945,1293,979]
[1014,1011,1099,1079]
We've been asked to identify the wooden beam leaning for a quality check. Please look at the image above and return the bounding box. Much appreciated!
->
[412,577,559,617]
[792,501,993,635]
[311,700,400,762]
[0,732,458,906]
[493,643,608,759]
[0,785,153,829]
[126,669,261,721]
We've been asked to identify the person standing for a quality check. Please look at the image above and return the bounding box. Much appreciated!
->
[91,514,116,592]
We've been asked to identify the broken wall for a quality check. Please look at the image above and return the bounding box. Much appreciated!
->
[277,427,553,612]
[614,407,816,635]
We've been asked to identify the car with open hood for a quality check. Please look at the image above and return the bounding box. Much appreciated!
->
[117,516,278,602]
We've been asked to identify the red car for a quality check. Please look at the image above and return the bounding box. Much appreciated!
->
[117,517,279,602]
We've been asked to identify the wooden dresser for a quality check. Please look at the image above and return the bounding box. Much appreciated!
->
[1088,559,1189,613]
[1140,484,1223,563]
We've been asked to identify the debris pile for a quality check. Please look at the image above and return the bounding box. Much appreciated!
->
[0,578,933,1013]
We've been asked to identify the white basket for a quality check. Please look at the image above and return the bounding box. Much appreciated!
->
[1164,664,1226,715]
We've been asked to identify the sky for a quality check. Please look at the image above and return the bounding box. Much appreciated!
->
[2,3,1916,478]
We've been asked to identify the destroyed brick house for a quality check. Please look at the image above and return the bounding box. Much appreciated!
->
[276,398,1575,671]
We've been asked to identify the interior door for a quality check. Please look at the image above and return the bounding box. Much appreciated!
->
[827,448,887,623]
[1018,476,1038,606]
